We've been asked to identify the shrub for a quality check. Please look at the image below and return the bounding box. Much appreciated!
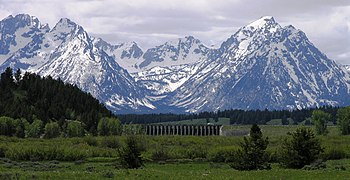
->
[14,118,27,138]
[26,119,43,138]
[322,148,348,160]
[230,124,271,170]
[183,146,207,159]
[0,116,15,136]
[100,136,120,149]
[66,120,84,137]
[98,117,122,136]
[151,147,170,161]
[312,110,330,135]
[119,136,144,169]
[302,159,326,170]
[337,107,350,135]
[0,146,6,157]
[207,146,237,163]
[83,135,98,146]
[44,122,61,139]
[102,171,114,178]
[279,127,323,169]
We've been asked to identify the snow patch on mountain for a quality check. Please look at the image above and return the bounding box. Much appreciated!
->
[1,14,350,114]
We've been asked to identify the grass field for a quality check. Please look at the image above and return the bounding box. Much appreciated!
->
[1,125,350,179]
[1,159,350,179]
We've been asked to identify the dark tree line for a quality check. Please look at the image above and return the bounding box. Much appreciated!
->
[0,67,114,133]
[119,107,339,125]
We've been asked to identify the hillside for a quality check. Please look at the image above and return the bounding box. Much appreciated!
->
[0,67,114,132]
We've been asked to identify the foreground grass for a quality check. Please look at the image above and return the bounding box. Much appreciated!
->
[1,125,350,179]
[1,159,350,179]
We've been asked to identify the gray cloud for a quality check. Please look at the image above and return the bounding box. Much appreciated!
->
[0,0,350,64]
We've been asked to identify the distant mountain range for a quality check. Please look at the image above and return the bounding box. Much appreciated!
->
[1,14,350,114]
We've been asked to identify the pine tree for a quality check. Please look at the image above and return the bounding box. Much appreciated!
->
[230,124,271,170]
[279,128,323,169]
[119,136,144,169]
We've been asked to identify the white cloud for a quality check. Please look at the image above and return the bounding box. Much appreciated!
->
[0,0,349,64]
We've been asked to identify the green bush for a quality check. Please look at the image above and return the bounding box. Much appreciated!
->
[322,148,349,160]
[119,136,144,169]
[278,127,323,169]
[83,135,98,146]
[66,120,84,137]
[0,145,6,157]
[98,117,122,136]
[4,144,87,161]
[230,124,271,170]
[26,119,43,138]
[312,110,330,135]
[44,122,61,139]
[100,136,120,149]
[0,116,15,136]
[14,118,28,138]
[183,146,207,159]
[151,147,170,161]
[337,107,350,135]
[302,159,326,170]
[207,146,237,162]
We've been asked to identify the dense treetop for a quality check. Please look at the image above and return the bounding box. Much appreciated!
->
[0,67,114,133]
[119,106,339,125]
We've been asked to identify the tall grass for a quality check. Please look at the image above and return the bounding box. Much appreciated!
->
[1,125,350,162]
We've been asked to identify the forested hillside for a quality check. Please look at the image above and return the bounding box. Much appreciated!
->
[0,67,114,132]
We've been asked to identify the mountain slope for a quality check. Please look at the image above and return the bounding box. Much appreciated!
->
[168,16,350,112]
[0,67,114,131]
[1,14,350,114]
[0,14,155,113]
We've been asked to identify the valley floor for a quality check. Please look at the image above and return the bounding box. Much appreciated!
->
[1,159,350,179]
[0,125,350,179]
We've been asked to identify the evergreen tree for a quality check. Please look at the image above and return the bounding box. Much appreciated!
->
[0,68,114,132]
[119,136,144,169]
[230,124,271,170]
[14,68,22,84]
[14,119,26,138]
[279,128,323,169]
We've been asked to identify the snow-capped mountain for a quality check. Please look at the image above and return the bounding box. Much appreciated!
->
[132,36,210,96]
[0,14,155,113]
[1,14,350,114]
[168,16,350,112]
[344,65,350,72]
[0,14,49,71]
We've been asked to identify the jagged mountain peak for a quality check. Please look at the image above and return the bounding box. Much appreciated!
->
[164,35,202,47]
[247,16,277,28]
[51,18,84,35]
[0,13,43,30]
[1,13,350,114]
[3,14,40,25]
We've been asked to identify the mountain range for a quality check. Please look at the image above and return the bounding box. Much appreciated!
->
[1,14,350,114]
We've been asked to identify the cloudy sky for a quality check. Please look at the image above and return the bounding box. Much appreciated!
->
[1,0,350,64]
